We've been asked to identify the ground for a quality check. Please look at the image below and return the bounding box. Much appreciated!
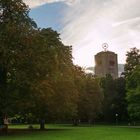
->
[0,124,140,140]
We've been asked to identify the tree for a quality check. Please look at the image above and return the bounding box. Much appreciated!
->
[0,0,37,126]
[126,65,140,121]
[72,66,86,125]
[25,28,78,128]
[100,74,128,123]
[0,1,79,129]
[100,74,117,122]
[77,73,103,124]
[114,77,128,122]
[124,48,140,122]
[124,47,140,78]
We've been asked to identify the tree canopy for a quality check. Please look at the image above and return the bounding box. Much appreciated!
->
[2,0,139,129]
[124,48,140,121]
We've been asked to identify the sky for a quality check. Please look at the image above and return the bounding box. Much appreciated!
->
[23,0,140,68]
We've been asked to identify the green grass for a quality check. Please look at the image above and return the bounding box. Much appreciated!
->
[1,124,140,140]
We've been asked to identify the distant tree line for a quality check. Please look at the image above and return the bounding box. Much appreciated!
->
[0,0,140,130]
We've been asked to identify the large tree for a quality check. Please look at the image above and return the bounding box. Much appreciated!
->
[124,47,140,78]
[26,28,79,128]
[73,67,103,124]
[0,0,37,124]
[100,74,117,122]
[126,65,140,121]
[100,75,128,123]
[114,77,128,122]
[124,48,140,122]
[78,74,103,123]
[0,0,79,129]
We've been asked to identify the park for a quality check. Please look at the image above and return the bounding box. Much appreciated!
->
[0,0,140,139]
[1,124,140,140]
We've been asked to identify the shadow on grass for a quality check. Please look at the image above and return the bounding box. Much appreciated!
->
[0,128,71,136]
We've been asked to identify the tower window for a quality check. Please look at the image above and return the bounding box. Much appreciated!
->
[109,60,115,66]
[97,60,102,65]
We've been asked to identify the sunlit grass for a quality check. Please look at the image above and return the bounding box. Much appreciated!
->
[1,124,140,140]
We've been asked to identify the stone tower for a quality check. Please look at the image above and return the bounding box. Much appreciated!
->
[95,43,118,78]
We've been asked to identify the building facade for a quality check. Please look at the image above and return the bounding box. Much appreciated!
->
[95,50,118,78]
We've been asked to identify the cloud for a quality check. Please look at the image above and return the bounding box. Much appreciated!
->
[60,0,140,67]
[23,0,77,8]
[112,16,140,27]
[24,0,140,67]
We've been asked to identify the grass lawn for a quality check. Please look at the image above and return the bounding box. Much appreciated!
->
[1,124,140,140]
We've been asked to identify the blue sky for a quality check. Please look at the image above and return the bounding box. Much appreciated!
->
[29,2,69,31]
[24,0,140,67]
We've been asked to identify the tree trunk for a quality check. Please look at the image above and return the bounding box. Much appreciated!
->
[3,114,8,134]
[4,124,8,134]
[40,119,45,130]
[73,119,79,126]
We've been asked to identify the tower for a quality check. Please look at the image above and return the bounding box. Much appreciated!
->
[95,43,118,78]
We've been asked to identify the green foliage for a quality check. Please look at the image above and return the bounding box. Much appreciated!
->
[126,65,140,120]
[0,0,37,118]
[100,75,127,122]
[100,74,116,122]
[0,0,37,27]
[0,0,106,126]
[73,66,103,122]
[0,0,78,125]
[78,74,103,122]
[125,48,140,120]
[124,47,140,78]
[115,77,128,121]
[30,28,77,122]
